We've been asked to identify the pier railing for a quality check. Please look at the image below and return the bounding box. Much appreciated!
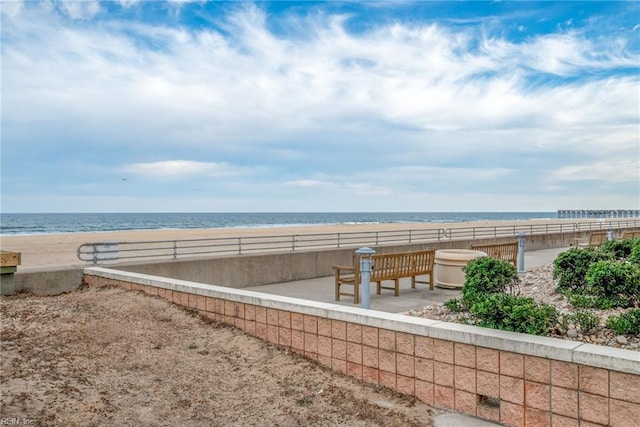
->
[77,219,640,265]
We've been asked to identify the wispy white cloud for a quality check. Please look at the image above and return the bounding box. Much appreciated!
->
[2,2,638,211]
[121,160,251,179]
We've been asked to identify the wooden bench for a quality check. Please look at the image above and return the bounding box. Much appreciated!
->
[469,242,518,266]
[621,230,640,239]
[333,249,436,304]
[572,231,608,248]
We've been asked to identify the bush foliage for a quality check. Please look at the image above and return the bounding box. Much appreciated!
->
[553,247,612,293]
[461,256,518,307]
[469,293,558,336]
[606,309,640,335]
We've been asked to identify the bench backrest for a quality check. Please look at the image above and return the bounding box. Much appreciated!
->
[588,232,608,247]
[366,249,435,282]
[621,230,640,239]
[470,242,518,266]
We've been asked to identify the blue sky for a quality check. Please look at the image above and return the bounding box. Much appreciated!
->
[1,1,639,213]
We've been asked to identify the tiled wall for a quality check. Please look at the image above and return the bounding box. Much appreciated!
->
[83,270,640,427]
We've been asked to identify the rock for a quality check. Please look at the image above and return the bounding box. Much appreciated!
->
[567,328,578,338]
[615,335,628,345]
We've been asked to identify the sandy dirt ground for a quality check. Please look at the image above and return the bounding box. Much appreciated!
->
[1,286,443,426]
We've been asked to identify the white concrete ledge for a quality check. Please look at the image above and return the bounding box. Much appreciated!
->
[84,267,640,375]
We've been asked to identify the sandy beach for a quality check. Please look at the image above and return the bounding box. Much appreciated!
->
[0,218,588,270]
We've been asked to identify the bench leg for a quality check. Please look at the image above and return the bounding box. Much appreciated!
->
[376,281,381,295]
[335,276,340,301]
[411,276,416,289]
[354,282,359,305]
[395,278,399,296]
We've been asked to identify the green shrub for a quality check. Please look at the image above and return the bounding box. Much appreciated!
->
[585,260,640,308]
[553,247,612,293]
[469,293,558,336]
[461,256,518,307]
[606,309,640,335]
[562,310,600,333]
[600,238,638,260]
[443,298,463,313]
[629,240,640,266]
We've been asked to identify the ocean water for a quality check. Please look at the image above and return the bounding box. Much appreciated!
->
[0,212,556,236]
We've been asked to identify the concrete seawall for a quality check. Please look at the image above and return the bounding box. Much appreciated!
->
[12,230,620,295]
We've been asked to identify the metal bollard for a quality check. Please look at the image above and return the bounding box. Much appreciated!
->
[517,232,526,273]
[356,247,376,309]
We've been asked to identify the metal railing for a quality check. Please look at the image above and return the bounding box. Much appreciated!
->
[77,219,640,265]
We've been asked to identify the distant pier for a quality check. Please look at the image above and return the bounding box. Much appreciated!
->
[558,209,640,219]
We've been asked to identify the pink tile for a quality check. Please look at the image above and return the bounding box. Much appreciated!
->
[379,349,396,374]
[454,343,476,368]
[362,326,378,347]
[525,355,550,384]
[362,345,379,369]
[500,351,524,378]
[415,357,433,383]
[610,371,640,404]
[346,323,362,343]
[579,366,608,397]
[255,305,267,321]
[363,366,379,385]
[331,338,346,361]
[303,315,317,333]
[551,361,578,389]
[551,386,578,418]
[244,304,256,321]
[477,370,499,398]
[433,339,454,364]
[525,380,550,411]
[454,366,476,393]
[609,399,640,427]
[455,389,477,416]
[550,413,579,427]
[331,320,346,340]
[476,347,500,373]
[379,329,396,351]
[379,370,396,391]
[317,335,332,357]
[433,361,453,387]
[525,407,551,427]
[266,308,279,325]
[346,342,362,365]
[304,333,318,354]
[415,380,434,405]
[318,318,332,337]
[291,330,304,352]
[415,336,433,359]
[397,375,415,396]
[500,401,524,427]
[500,375,524,405]
[396,332,414,355]
[397,353,415,378]
[346,362,362,380]
[291,312,304,331]
[434,385,455,409]
[578,392,609,425]
[278,327,291,348]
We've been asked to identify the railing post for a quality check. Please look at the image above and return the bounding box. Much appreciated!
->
[238,237,242,255]
[356,247,376,309]
[517,232,526,273]
[337,233,341,248]
[92,244,97,265]
[292,235,296,251]
[173,241,177,260]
